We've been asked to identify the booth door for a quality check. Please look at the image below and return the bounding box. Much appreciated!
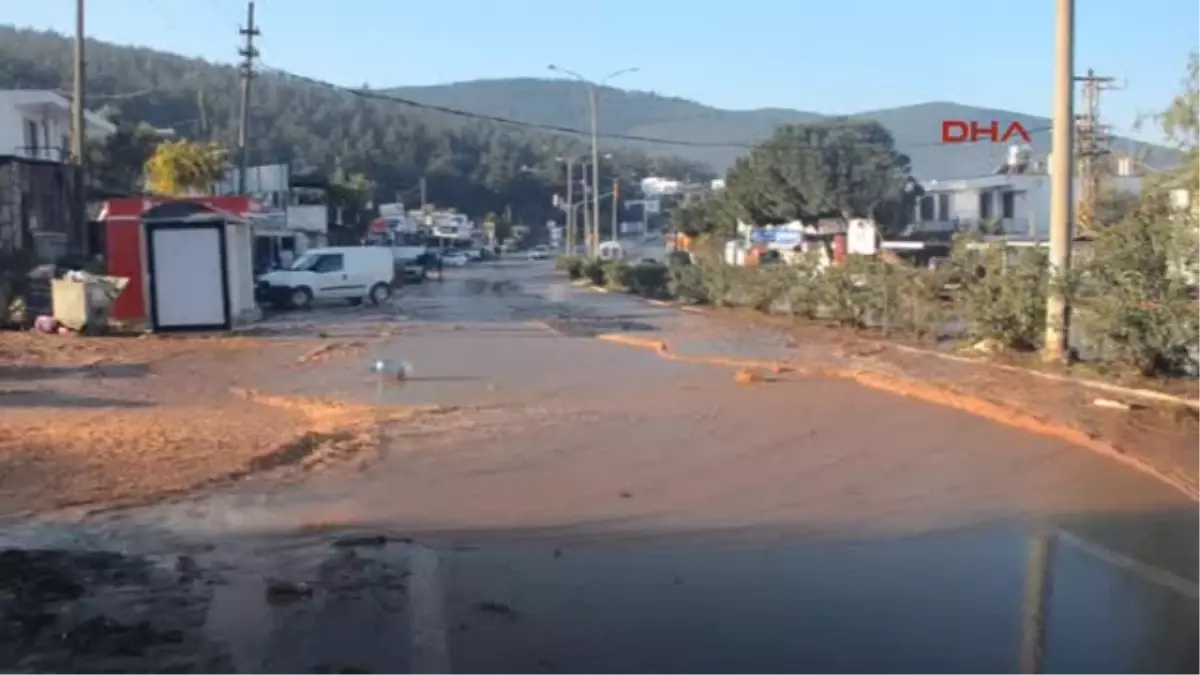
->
[146,221,231,331]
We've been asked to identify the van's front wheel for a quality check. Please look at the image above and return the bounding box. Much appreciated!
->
[369,282,392,305]
[289,286,313,310]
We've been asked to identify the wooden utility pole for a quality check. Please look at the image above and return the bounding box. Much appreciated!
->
[71,0,86,250]
[1043,0,1076,362]
[236,1,259,195]
[1074,69,1120,231]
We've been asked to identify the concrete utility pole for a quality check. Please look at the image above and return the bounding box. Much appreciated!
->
[1074,68,1120,231]
[546,64,638,258]
[1043,0,1076,362]
[579,162,591,252]
[71,0,86,249]
[588,87,601,256]
[236,1,259,195]
[611,177,620,244]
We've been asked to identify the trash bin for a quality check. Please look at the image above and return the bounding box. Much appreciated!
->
[51,274,129,332]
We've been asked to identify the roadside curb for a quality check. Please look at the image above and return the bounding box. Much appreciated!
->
[591,331,1199,502]
[601,287,1200,412]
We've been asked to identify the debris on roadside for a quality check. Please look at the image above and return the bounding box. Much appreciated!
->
[734,369,763,385]
[371,358,412,382]
[331,534,389,549]
[298,341,367,364]
[1093,397,1140,412]
[473,600,519,619]
[264,579,313,605]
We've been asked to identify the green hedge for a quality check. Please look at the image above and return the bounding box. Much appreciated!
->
[556,224,1199,378]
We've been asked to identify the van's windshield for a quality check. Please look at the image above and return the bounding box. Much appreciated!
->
[289,253,321,271]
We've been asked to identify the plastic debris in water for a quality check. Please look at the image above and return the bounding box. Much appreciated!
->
[372,358,413,381]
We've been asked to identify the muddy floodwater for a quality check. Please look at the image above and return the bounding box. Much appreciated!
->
[1,260,1196,673]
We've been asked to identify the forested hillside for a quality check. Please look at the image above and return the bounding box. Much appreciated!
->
[0,26,713,227]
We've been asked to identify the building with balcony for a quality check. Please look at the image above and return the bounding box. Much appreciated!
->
[0,90,115,162]
[0,91,113,276]
[908,173,1145,238]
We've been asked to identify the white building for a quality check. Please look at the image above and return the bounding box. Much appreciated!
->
[214,163,331,255]
[910,173,1144,238]
[641,176,684,196]
[0,89,115,161]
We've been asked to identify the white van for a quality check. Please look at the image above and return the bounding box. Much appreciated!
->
[256,246,394,309]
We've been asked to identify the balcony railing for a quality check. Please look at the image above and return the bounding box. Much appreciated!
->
[12,146,70,163]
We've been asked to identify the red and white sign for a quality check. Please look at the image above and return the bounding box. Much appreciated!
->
[941,120,1032,144]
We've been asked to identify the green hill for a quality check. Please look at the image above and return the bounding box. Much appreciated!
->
[390,81,1179,179]
[0,23,1177,193]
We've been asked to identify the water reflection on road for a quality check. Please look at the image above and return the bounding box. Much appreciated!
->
[0,260,1196,673]
[441,520,1196,674]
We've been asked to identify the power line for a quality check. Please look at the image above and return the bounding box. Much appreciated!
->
[255,62,1053,153]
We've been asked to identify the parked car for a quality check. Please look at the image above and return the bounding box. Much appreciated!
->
[442,250,469,267]
[528,245,551,260]
[256,246,394,309]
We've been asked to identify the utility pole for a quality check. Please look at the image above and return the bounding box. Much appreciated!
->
[1043,0,1075,362]
[1074,68,1119,231]
[70,0,86,251]
[546,64,638,256]
[576,162,585,251]
[611,178,620,244]
[589,87,601,258]
[564,158,574,253]
[419,176,427,209]
[236,1,259,195]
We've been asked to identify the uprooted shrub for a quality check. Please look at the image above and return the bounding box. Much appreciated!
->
[945,236,1050,351]
[1075,209,1199,376]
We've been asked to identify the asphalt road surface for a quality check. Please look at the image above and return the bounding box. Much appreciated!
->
[1,258,1195,673]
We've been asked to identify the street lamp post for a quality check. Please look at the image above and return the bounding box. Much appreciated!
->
[547,64,639,258]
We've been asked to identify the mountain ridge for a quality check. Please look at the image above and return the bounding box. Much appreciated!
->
[385,78,1178,179]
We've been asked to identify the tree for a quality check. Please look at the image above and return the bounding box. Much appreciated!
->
[328,169,376,235]
[668,193,738,238]
[724,119,912,225]
[86,111,162,195]
[0,25,711,225]
[144,140,228,196]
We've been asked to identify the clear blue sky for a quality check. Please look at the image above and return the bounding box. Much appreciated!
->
[7,0,1197,143]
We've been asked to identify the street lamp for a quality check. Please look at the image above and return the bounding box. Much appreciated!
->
[547,64,639,258]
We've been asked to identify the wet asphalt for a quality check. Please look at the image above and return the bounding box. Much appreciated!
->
[1,258,1197,673]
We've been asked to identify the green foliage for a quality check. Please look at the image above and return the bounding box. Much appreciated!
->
[945,238,1050,351]
[668,194,739,238]
[582,260,606,287]
[1075,208,1199,376]
[626,262,672,299]
[555,255,585,280]
[723,119,911,224]
[0,26,706,234]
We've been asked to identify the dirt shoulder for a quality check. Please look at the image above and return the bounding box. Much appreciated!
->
[0,330,401,518]
[688,307,1200,498]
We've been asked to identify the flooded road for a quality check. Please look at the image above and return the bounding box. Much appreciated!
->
[1,259,1196,673]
